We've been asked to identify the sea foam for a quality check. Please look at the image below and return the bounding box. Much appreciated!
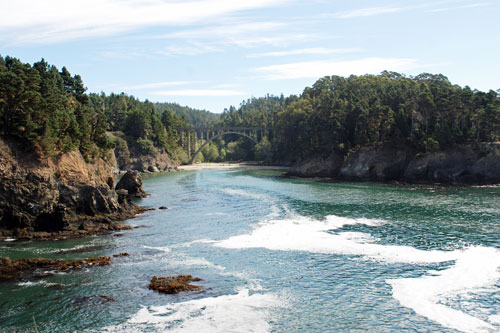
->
[106,289,284,333]
[388,246,500,333]
[214,214,459,264]
[214,213,500,332]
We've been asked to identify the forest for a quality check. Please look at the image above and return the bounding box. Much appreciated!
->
[0,56,190,163]
[1,56,499,165]
[216,72,500,162]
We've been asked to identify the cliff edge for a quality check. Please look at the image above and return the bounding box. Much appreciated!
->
[288,143,500,184]
[0,138,146,240]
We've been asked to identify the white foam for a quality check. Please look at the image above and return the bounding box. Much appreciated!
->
[172,257,226,272]
[388,246,500,333]
[106,289,284,333]
[221,188,272,201]
[143,245,171,253]
[214,214,500,332]
[17,280,58,287]
[215,214,458,264]
[490,315,500,325]
[3,238,16,242]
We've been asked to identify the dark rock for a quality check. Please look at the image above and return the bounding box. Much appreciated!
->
[99,295,116,303]
[287,153,343,178]
[115,171,149,199]
[106,177,114,189]
[159,206,168,210]
[148,275,203,294]
[0,137,147,240]
[73,295,116,305]
[112,253,130,257]
[34,205,68,232]
[404,144,500,184]
[340,144,414,181]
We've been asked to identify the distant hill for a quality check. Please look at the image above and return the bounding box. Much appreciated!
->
[155,102,219,127]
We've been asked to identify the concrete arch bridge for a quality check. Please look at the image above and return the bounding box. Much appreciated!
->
[176,127,271,164]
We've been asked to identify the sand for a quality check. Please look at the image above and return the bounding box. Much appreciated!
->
[177,162,289,171]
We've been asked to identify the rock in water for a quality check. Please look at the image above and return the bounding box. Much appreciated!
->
[0,256,112,281]
[148,275,203,294]
[115,170,149,199]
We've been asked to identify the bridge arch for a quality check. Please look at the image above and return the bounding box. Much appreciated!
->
[189,131,270,164]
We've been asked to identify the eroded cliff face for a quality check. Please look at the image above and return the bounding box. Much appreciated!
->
[287,153,343,178]
[403,144,500,184]
[340,145,414,181]
[288,143,500,184]
[114,145,178,173]
[0,138,144,238]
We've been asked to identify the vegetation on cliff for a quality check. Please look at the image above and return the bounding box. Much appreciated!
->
[0,56,113,161]
[218,73,500,163]
[0,56,195,165]
[88,93,188,162]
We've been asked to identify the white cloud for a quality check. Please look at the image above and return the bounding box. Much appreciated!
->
[247,47,362,58]
[333,6,403,19]
[254,57,419,80]
[457,2,491,9]
[0,0,293,45]
[154,89,247,97]
[157,22,286,40]
[151,21,315,50]
[427,2,491,13]
[155,43,221,56]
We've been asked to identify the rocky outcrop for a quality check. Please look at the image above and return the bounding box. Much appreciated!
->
[288,143,500,184]
[404,144,500,184]
[115,170,149,198]
[287,153,343,178]
[148,275,203,294]
[0,137,145,239]
[340,144,415,181]
[123,152,178,173]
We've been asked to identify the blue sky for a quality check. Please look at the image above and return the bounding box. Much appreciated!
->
[1,0,499,113]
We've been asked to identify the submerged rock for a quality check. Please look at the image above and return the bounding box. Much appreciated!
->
[115,170,149,199]
[73,295,116,305]
[148,275,203,294]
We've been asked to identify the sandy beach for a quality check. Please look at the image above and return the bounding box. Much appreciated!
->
[177,162,289,171]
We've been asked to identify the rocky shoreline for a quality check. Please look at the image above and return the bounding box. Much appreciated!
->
[0,138,150,241]
[287,143,500,185]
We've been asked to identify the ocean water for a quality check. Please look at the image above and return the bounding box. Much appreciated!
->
[1,170,499,332]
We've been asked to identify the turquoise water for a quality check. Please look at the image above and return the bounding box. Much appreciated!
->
[1,170,500,332]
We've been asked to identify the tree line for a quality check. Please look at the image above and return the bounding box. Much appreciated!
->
[0,55,113,160]
[0,56,193,163]
[218,72,500,162]
[2,55,498,165]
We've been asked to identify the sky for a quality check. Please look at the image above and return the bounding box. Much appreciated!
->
[1,0,499,113]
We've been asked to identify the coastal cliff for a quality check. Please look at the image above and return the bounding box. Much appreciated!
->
[0,138,146,240]
[288,143,500,184]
